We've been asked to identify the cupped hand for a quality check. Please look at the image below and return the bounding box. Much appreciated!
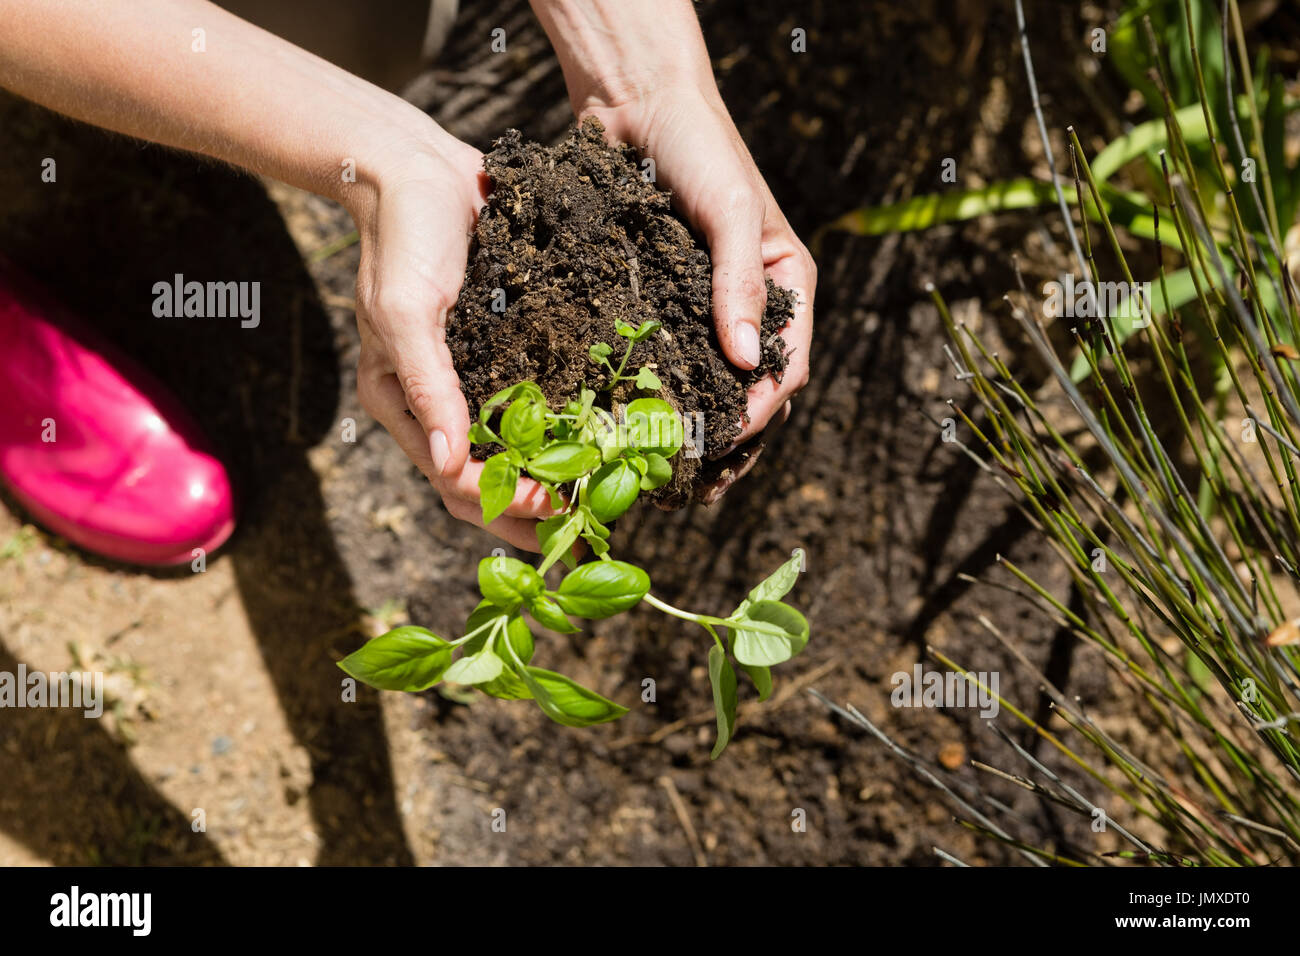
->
[348,133,555,551]
[583,89,816,469]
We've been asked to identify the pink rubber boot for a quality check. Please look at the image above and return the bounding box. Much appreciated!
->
[0,260,236,566]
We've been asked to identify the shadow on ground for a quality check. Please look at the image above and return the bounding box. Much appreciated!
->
[0,94,411,865]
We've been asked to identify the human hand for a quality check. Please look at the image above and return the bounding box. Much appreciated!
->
[588,93,814,453]
[530,0,814,494]
[589,92,815,502]
[348,132,557,551]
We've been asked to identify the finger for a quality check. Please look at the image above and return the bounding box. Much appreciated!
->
[698,184,768,371]
[697,449,763,505]
[725,247,814,447]
[697,402,789,505]
[383,307,470,479]
[764,244,815,364]
[447,457,563,518]
[368,198,475,479]
[443,496,543,553]
[359,371,557,519]
[724,377,786,452]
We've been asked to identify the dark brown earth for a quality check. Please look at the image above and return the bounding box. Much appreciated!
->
[4,0,1281,867]
[449,119,793,499]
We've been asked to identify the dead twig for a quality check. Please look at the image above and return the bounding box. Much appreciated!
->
[658,774,707,867]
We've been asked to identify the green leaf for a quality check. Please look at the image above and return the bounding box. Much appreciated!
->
[589,408,623,462]
[708,644,739,759]
[479,382,545,424]
[1091,102,1202,185]
[734,550,805,618]
[554,560,650,618]
[625,398,683,458]
[478,555,543,612]
[492,626,626,726]
[588,342,613,362]
[537,514,582,570]
[502,613,534,663]
[587,459,640,523]
[526,592,579,633]
[579,504,612,556]
[729,600,810,667]
[337,626,454,692]
[1063,265,1260,382]
[820,179,1178,254]
[468,421,498,444]
[542,483,567,513]
[453,607,515,666]
[474,617,535,699]
[740,662,773,702]
[475,667,533,700]
[633,319,662,342]
[479,453,519,525]
[518,666,628,727]
[463,601,506,649]
[443,645,505,685]
[527,442,603,483]
[575,387,597,428]
[640,452,673,491]
[723,619,775,701]
[616,322,636,338]
[583,508,610,540]
[580,531,610,558]
[500,397,547,457]
[825,179,1068,236]
[634,366,662,390]
[1186,649,1214,696]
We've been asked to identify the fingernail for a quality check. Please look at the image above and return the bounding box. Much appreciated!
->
[430,429,451,475]
[735,322,761,368]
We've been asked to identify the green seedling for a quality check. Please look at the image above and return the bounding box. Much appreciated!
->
[588,318,662,391]
[339,379,809,757]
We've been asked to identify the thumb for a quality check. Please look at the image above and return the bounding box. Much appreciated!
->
[699,190,767,370]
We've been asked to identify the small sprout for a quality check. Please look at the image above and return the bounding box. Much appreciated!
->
[589,319,665,391]
[635,366,662,390]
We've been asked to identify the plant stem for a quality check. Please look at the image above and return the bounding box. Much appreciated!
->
[452,613,504,647]
[640,591,788,639]
[609,339,636,386]
[641,593,722,650]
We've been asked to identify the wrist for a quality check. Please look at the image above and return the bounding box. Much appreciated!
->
[333,101,463,230]
[529,0,717,116]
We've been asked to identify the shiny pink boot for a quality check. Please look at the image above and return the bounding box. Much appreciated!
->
[0,260,235,566]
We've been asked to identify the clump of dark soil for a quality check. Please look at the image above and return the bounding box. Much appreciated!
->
[447,119,794,504]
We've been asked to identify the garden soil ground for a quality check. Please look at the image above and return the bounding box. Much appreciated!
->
[0,0,1158,864]
[449,120,794,499]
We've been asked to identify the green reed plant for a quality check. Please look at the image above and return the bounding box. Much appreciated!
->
[821,0,1300,865]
